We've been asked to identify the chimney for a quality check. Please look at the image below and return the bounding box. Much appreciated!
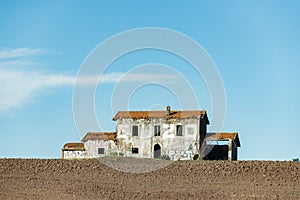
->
[166,105,171,115]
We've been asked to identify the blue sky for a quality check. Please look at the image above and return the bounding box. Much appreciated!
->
[0,1,299,160]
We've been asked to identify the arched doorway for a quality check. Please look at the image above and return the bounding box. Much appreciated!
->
[154,143,161,158]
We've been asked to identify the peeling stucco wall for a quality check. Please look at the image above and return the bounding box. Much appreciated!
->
[84,140,116,158]
[115,118,202,160]
[63,150,84,159]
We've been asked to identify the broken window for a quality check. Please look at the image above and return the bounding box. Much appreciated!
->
[154,125,161,136]
[98,148,105,154]
[176,125,183,136]
[132,147,139,154]
[132,125,138,136]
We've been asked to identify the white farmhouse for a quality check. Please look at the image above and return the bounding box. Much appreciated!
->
[112,106,209,160]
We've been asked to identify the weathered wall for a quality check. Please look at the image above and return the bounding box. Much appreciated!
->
[115,118,200,160]
[63,150,84,159]
[84,140,116,158]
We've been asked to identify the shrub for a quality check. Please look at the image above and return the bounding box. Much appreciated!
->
[292,158,299,162]
[160,155,171,160]
[193,154,199,160]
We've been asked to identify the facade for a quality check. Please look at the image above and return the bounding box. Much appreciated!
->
[81,132,116,158]
[62,143,85,159]
[112,106,209,160]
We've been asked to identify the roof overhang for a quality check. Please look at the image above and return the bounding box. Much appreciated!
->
[62,143,85,151]
[205,132,241,147]
[81,132,116,142]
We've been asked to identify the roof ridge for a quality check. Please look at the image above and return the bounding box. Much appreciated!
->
[112,110,207,120]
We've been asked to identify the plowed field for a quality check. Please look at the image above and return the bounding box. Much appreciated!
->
[0,158,299,199]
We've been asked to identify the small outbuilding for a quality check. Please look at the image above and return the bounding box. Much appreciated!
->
[201,132,241,160]
[62,143,85,159]
[82,132,116,158]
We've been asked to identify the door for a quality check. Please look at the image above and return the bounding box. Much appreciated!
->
[154,143,161,158]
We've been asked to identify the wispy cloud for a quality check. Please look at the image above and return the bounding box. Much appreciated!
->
[0,70,175,112]
[0,70,67,112]
[0,48,49,59]
[0,47,176,112]
[74,72,176,85]
[0,47,69,112]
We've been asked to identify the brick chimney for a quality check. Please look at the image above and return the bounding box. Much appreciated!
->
[166,105,171,115]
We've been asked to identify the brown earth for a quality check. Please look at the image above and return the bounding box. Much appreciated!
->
[0,158,299,199]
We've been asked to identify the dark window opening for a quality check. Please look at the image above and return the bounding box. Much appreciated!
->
[154,125,161,136]
[176,125,183,136]
[132,125,138,136]
[98,148,105,154]
[132,147,139,154]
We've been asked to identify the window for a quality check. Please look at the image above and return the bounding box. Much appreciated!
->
[176,125,183,136]
[98,148,105,154]
[154,125,161,136]
[132,125,138,136]
[132,147,139,154]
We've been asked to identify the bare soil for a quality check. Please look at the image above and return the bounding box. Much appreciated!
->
[0,158,299,199]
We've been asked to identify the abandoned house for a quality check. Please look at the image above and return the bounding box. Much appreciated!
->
[62,106,241,160]
[61,143,85,159]
[112,106,209,160]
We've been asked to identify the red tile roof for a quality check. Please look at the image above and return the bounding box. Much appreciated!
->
[81,132,116,142]
[112,110,207,120]
[205,132,241,147]
[62,143,85,151]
